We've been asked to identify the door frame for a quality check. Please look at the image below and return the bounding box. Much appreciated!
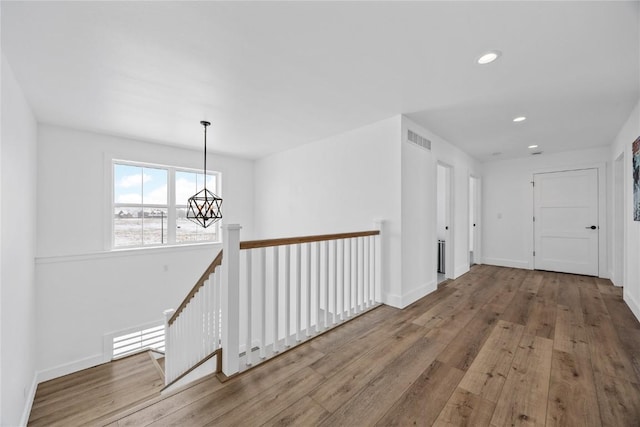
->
[530,162,607,278]
[469,174,482,267]
[437,161,454,280]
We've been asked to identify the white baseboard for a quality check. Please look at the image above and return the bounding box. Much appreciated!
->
[385,280,437,309]
[19,372,38,426]
[37,353,104,383]
[453,265,470,279]
[383,292,403,309]
[624,289,640,323]
[482,257,530,270]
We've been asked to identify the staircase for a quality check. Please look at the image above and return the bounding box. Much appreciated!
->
[162,222,385,391]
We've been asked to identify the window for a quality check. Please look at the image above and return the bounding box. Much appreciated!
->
[175,171,217,243]
[113,161,220,248]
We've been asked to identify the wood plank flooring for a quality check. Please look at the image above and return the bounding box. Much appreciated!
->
[30,266,640,426]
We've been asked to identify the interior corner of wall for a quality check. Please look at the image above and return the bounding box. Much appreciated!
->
[383,292,403,309]
[623,288,640,323]
[37,353,104,384]
[19,372,39,427]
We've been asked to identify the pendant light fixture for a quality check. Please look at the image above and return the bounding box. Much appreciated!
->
[186,121,222,228]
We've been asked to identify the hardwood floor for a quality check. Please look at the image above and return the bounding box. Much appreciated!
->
[30,266,640,426]
[28,351,164,426]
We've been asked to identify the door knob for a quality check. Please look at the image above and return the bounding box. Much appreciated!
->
[585,225,597,230]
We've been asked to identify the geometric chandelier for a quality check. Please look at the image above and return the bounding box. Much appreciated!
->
[186,120,223,228]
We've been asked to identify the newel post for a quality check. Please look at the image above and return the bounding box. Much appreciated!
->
[221,224,241,376]
[162,308,175,385]
[374,219,385,304]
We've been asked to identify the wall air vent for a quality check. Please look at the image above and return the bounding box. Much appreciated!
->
[407,129,432,151]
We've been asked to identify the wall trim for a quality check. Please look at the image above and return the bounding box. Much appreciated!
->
[19,372,38,427]
[383,292,403,309]
[624,288,640,323]
[482,257,530,270]
[453,265,470,279]
[35,242,219,265]
[37,353,104,384]
[386,280,437,309]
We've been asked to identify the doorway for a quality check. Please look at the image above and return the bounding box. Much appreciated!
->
[469,176,480,267]
[533,168,599,276]
[437,163,453,284]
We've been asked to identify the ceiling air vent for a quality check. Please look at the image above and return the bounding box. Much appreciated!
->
[407,129,431,151]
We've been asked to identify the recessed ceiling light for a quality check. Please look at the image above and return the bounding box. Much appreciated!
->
[477,50,501,65]
[528,145,538,149]
[513,116,527,122]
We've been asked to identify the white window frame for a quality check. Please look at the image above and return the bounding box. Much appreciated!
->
[111,159,221,250]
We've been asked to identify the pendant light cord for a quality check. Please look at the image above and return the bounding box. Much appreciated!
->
[203,123,207,192]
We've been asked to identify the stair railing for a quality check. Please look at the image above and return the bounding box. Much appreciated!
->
[163,250,223,385]
[164,220,384,384]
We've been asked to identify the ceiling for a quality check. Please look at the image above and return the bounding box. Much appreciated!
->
[2,1,638,161]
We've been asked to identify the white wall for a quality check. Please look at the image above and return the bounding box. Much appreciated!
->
[610,99,640,320]
[1,55,38,427]
[400,116,482,306]
[253,115,481,309]
[37,125,255,257]
[254,116,403,306]
[482,146,610,275]
[35,125,255,380]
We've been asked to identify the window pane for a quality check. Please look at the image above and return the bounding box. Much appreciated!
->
[176,217,217,243]
[143,208,168,245]
[176,171,198,206]
[142,167,168,205]
[114,207,142,247]
[114,164,142,204]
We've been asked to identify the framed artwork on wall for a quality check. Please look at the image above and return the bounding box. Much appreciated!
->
[634,136,640,221]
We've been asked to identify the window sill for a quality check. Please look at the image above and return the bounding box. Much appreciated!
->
[35,242,221,265]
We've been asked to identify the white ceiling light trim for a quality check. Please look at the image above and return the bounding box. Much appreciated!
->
[513,116,527,122]
[476,50,501,65]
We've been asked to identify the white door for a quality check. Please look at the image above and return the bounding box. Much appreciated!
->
[533,168,598,276]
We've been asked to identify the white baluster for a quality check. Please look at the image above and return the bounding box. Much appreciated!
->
[245,249,252,366]
[374,220,384,304]
[365,237,370,308]
[260,248,266,359]
[284,245,291,347]
[315,241,321,332]
[369,236,374,306]
[346,238,352,318]
[359,237,364,312]
[362,237,369,308]
[324,241,329,329]
[340,239,345,321]
[199,285,204,359]
[213,269,220,350]
[306,243,312,336]
[163,309,175,385]
[295,244,301,341]
[332,240,337,324]
[273,246,279,353]
[204,278,210,354]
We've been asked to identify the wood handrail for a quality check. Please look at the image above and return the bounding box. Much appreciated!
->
[168,249,223,325]
[168,229,380,326]
[239,230,380,250]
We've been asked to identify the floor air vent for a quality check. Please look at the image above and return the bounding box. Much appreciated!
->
[112,324,165,359]
[407,129,432,150]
